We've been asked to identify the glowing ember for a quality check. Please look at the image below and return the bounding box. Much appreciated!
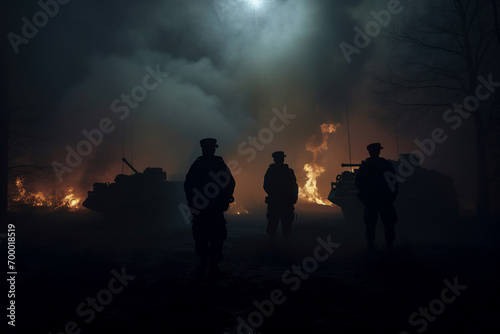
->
[54,188,81,211]
[300,123,341,205]
[229,202,250,215]
[11,178,82,212]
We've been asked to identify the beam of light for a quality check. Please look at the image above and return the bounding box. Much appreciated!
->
[246,0,264,9]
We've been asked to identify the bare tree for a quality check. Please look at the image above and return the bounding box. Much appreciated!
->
[375,0,500,220]
[1,0,10,220]
[2,0,55,216]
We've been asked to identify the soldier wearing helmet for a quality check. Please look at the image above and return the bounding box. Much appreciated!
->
[184,138,235,278]
[264,151,298,245]
[355,143,398,252]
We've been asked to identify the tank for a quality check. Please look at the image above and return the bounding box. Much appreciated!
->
[82,158,185,219]
[328,154,459,223]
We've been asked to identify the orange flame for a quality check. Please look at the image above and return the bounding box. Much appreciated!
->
[13,178,54,207]
[54,188,81,211]
[11,178,81,212]
[228,202,250,215]
[300,123,340,205]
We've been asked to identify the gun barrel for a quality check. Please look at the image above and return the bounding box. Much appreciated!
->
[122,158,139,174]
[341,163,362,167]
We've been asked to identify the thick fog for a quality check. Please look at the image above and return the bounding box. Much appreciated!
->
[8,0,493,212]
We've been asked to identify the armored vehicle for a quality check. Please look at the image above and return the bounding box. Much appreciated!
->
[82,158,185,219]
[328,154,459,223]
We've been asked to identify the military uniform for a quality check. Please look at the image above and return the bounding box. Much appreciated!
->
[264,151,298,238]
[355,143,398,250]
[184,139,235,266]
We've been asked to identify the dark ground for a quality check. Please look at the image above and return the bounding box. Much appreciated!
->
[4,206,500,334]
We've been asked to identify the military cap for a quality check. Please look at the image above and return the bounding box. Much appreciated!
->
[366,143,383,151]
[272,151,286,158]
[200,138,218,148]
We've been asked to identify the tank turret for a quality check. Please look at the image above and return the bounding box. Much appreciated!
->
[122,158,140,174]
[82,158,184,220]
[328,154,459,223]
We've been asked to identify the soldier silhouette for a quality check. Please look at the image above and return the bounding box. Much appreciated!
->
[264,151,298,245]
[355,143,398,252]
[184,138,235,278]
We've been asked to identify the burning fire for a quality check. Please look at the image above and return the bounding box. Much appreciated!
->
[229,202,250,215]
[300,123,340,205]
[54,188,81,211]
[11,178,82,212]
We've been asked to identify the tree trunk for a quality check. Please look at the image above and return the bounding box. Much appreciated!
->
[492,0,500,45]
[1,1,9,220]
[457,0,491,220]
[473,113,491,220]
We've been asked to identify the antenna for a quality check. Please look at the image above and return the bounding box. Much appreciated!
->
[53,173,56,207]
[396,119,400,159]
[122,120,125,174]
[130,112,133,173]
[346,101,352,172]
